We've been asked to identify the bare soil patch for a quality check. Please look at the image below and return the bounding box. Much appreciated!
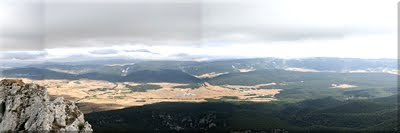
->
[194,72,228,78]
[331,84,357,89]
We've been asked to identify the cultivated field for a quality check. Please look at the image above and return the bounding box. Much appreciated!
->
[3,78,281,113]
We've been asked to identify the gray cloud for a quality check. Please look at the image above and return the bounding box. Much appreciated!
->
[201,1,393,43]
[89,49,119,55]
[42,1,202,49]
[171,53,212,61]
[172,53,191,57]
[124,49,160,55]
[0,51,48,60]
[0,0,45,51]
[0,0,395,51]
[124,49,152,53]
[1,0,202,51]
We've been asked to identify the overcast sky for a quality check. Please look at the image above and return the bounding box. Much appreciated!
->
[0,0,397,61]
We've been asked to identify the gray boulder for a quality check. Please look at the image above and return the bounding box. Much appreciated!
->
[0,79,92,132]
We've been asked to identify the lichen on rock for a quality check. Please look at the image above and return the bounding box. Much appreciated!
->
[0,79,92,132]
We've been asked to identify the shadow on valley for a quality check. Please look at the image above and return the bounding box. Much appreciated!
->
[85,95,398,132]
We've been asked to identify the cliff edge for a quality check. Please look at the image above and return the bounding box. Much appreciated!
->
[0,79,92,132]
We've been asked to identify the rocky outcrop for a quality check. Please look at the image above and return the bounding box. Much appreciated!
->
[0,79,92,132]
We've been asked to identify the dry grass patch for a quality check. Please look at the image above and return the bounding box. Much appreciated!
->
[222,83,277,89]
[2,78,282,113]
[285,67,319,72]
[331,84,357,89]
[194,72,228,78]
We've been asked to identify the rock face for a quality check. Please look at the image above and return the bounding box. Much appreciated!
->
[0,79,92,132]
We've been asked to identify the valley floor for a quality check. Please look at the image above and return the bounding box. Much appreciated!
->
[1,78,281,113]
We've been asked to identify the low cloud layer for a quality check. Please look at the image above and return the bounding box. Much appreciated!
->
[0,51,47,60]
[89,49,119,55]
[125,49,153,53]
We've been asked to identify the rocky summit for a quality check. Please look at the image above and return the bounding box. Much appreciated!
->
[0,79,92,132]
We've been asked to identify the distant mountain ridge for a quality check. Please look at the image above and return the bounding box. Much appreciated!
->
[2,58,397,76]
[0,57,397,85]
[1,67,200,83]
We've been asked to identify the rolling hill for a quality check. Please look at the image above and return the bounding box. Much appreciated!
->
[1,67,201,83]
